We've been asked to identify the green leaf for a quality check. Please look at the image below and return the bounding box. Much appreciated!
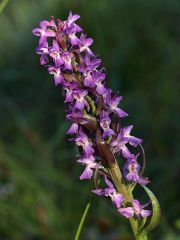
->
[140,185,161,233]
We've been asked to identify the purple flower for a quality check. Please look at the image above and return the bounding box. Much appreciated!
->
[49,40,64,67]
[73,90,89,110]
[94,70,107,95]
[78,54,101,73]
[68,30,81,45]
[121,125,142,147]
[82,70,95,88]
[123,154,149,185]
[61,51,73,70]
[110,134,133,159]
[48,66,64,85]
[75,129,94,156]
[63,12,82,46]
[118,199,151,219]
[99,110,115,138]
[104,91,128,118]
[92,176,114,196]
[79,33,94,56]
[92,176,124,209]
[111,192,124,209]
[83,70,107,95]
[118,207,134,218]
[64,84,89,110]
[66,111,84,122]
[33,13,154,224]
[79,55,103,90]
[132,200,151,218]
[66,11,82,30]
[36,41,49,65]
[67,123,79,135]
[32,19,56,45]
[78,155,102,180]
[110,125,142,158]
[64,82,79,103]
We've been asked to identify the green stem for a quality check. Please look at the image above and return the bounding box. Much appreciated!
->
[137,232,148,240]
[107,163,148,240]
[74,202,91,240]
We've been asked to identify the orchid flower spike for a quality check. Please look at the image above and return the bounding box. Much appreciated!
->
[33,12,161,240]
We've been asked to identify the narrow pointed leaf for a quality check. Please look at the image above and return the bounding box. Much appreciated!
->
[141,185,161,232]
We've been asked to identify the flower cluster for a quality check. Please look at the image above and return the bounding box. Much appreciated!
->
[33,12,151,219]
[92,176,151,218]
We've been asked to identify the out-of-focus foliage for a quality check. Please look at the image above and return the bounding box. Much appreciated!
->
[0,0,180,239]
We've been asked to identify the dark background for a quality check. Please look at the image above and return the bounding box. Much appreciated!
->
[0,0,180,239]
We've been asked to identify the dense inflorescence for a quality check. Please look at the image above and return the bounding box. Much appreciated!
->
[33,12,151,219]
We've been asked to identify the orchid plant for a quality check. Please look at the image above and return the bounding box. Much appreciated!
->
[33,12,161,240]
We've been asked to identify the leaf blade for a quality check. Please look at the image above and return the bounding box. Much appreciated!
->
[141,185,161,232]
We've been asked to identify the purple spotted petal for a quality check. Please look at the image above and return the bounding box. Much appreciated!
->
[118,207,134,218]
[132,200,141,212]
[65,91,74,103]
[80,166,93,180]
[132,200,151,218]
[66,111,84,122]
[67,123,78,134]
[126,172,140,182]
[96,82,107,95]
[129,136,143,147]
[123,125,142,147]
[121,145,134,159]
[69,33,81,45]
[103,128,115,138]
[40,55,48,65]
[83,145,94,156]
[84,75,95,88]
[77,154,95,164]
[141,210,152,218]
[45,29,56,37]
[92,187,113,196]
[111,96,123,107]
[138,177,150,185]
[54,73,64,85]
[83,37,93,47]
[32,28,43,36]
[74,100,85,110]
[92,176,115,197]
[61,52,73,70]
[48,66,63,85]
[123,125,133,135]
[67,11,80,27]
[39,20,50,29]
[111,193,124,209]
[115,108,128,118]
[104,176,114,189]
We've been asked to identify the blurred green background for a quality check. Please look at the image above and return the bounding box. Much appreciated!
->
[0,0,180,239]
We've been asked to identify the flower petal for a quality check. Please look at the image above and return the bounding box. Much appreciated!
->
[111,193,124,209]
[67,123,78,135]
[141,210,152,218]
[119,207,134,218]
[80,166,93,180]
